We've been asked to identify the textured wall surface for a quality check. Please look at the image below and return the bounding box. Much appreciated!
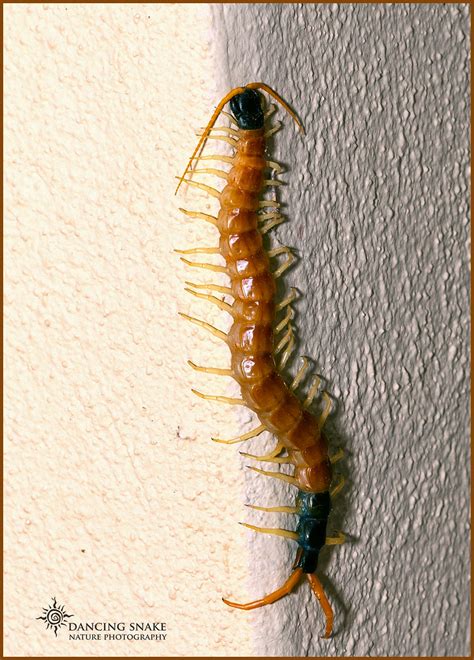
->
[5,3,470,658]
[214,3,471,657]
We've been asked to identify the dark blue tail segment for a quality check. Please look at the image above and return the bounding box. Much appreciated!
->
[294,491,331,574]
[229,89,264,130]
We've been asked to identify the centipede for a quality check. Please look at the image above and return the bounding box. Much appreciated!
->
[175,82,345,639]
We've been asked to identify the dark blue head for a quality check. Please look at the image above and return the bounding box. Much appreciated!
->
[229,88,264,130]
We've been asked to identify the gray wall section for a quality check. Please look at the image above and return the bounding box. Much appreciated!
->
[212,4,470,657]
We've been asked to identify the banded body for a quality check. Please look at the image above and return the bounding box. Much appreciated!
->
[176,83,344,639]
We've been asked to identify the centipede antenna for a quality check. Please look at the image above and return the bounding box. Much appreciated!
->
[246,82,305,134]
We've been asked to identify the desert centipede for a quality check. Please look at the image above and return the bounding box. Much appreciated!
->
[176,83,345,639]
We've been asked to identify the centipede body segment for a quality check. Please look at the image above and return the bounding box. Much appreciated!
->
[176,83,345,639]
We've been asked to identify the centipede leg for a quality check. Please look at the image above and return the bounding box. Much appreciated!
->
[264,121,282,138]
[212,423,266,445]
[318,392,332,428]
[178,208,217,226]
[223,568,303,610]
[191,154,234,165]
[187,361,233,377]
[175,177,221,198]
[261,216,285,234]
[247,465,298,487]
[239,522,298,541]
[291,357,310,390]
[276,287,298,312]
[330,474,345,498]
[191,389,245,406]
[275,325,293,354]
[269,247,296,278]
[329,448,344,464]
[325,532,345,545]
[184,280,233,296]
[191,167,229,180]
[175,247,220,255]
[184,287,233,315]
[240,440,287,463]
[179,257,227,274]
[245,503,297,514]
[304,376,321,407]
[306,573,334,639]
[220,110,238,126]
[275,306,294,334]
[178,312,227,342]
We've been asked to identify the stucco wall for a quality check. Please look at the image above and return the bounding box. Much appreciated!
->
[4,3,470,658]
[214,4,471,657]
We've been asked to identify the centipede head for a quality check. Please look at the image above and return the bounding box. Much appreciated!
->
[229,88,264,130]
[175,82,304,194]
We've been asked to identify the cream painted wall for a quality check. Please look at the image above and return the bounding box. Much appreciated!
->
[5,4,253,656]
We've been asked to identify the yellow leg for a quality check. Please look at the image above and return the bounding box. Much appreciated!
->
[245,503,297,514]
[220,110,238,126]
[259,200,280,209]
[239,442,285,462]
[275,325,293,353]
[329,448,344,464]
[276,287,298,311]
[184,287,233,315]
[192,168,229,180]
[239,522,298,541]
[187,360,233,377]
[191,389,245,406]
[330,475,345,498]
[191,154,234,165]
[264,179,283,187]
[178,312,227,341]
[212,423,266,445]
[198,135,237,148]
[247,466,298,487]
[175,177,221,198]
[266,160,283,173]
[318,392,332,429]
[304,376,321,407]
[241,452,291,464]
[258,212,280,222]
[179,207,217,226]
[269,247,295,278]
[264,121,282,138]
[264,104,276,120]
[206,125,240,137]
[179,257,227,274]
[261,215,285,234]
[240,440,285,462]
[325,532,345,545]
[184,280,232,296]
[175,247,220,255]
[280,334,295,369]
[275,306,294,334]
[223,568,303,610]
[291,357,310,390]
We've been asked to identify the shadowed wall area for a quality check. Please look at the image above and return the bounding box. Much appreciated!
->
[213,3,470,656]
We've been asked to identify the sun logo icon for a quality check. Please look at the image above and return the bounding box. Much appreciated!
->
[37,596,73,636]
